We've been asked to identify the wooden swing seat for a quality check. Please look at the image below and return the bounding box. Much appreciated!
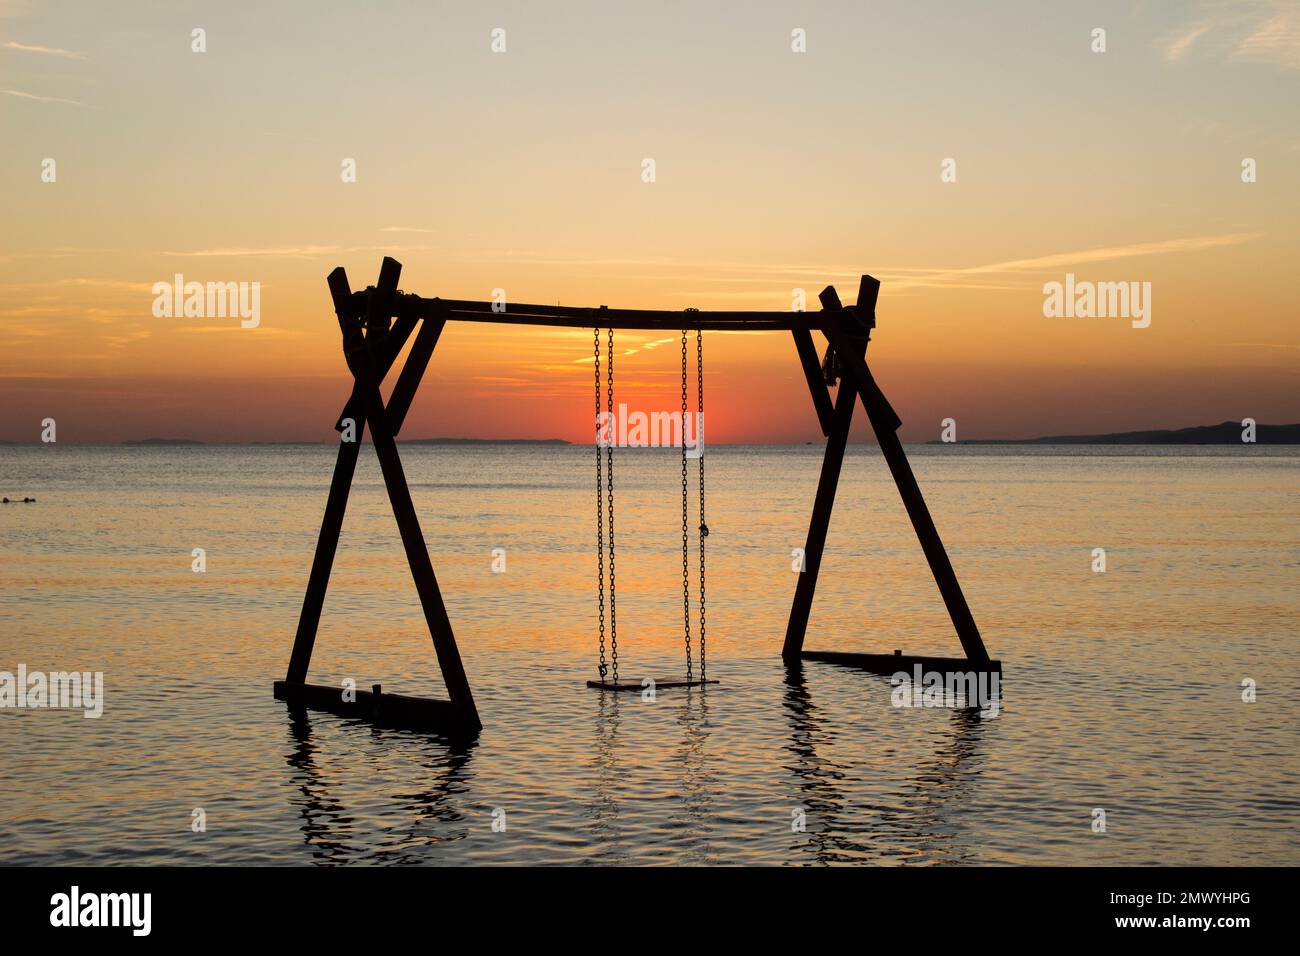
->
[586,678,720,691]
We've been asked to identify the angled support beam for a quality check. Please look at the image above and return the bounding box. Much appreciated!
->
[385,307,445,436]
[356,376,479,727]
[285,434,363,684]
[782,284,868,662]
[831,299,990,664]
[792,328,835,436]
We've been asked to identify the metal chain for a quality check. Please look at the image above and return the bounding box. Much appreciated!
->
[696,326,708,679]
[595,327,606,681]
[606,326,618,684]
[681,327,693,682]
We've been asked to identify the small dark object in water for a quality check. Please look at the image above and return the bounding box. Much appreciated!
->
[23,497,35,503]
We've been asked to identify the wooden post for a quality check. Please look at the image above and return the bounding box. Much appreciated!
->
[286,434,362,683]
[286,269,363,684]
[782,286,865,662]
[782,375,856,662]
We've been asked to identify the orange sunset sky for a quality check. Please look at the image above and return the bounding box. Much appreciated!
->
[2,1,1297,444]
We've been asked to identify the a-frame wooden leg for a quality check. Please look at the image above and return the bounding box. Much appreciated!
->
[285,268,367,685]
[833,324,990,666]
[783,381,855,662]
[358,384,480,728]
[285,431,364,683]
[783,286,867,663]
[279,258,481,734]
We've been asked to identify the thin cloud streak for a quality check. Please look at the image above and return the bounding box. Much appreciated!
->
[1165,23,1212,61]
[2,88,88,107]
[887,233,1260,292]
[4,39,84,58]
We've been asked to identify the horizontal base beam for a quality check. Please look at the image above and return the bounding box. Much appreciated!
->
[800,651,1002,675]
[273,680,478,735]
[586,678,720,691]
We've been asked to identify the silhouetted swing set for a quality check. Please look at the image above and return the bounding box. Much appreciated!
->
[273,257,999,736]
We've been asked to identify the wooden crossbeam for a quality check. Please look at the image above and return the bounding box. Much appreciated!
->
[343,290,830,331]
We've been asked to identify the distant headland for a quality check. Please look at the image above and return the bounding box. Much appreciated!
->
[400,438,572,445]
[110,437,573,446]
[939,422,1300,445]
[121,438,206,446]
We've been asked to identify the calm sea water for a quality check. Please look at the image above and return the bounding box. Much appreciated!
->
[1,443,1297,865]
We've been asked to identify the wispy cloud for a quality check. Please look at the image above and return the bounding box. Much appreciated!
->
[161,242,435,258]
[53,278,157,292]
[479,234,1260,307]
[887,233,1259,292]
[948,233,1257,275]
[161,245,342,259]
[378,226,434,234]
[1161,2,1300,69]
[1165,22,1212,61]
[2,88,89,107]
[4,40,84,59]
[1227,341,1300,351]
[1235,9,1300,67]
[173,326,303,337]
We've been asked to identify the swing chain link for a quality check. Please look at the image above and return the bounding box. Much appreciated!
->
[697,326,707,679]
[606,326,618,685]
[681,327,693,683]
[595,326,606,680]
[597,322,704,689]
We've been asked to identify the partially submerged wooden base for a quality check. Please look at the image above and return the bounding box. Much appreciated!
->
[273,680,478,736]
[586,678,720,691]
[800,651,1002,675]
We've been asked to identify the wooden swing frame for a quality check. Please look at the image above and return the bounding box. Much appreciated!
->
[274,257,998,738]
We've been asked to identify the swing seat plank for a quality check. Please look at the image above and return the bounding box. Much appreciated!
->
[586,678,720,691]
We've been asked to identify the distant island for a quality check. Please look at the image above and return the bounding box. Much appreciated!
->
[400,437,572,445]
[121,438,206,446]
[941,422,1300,445]
[113,437,570,446]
